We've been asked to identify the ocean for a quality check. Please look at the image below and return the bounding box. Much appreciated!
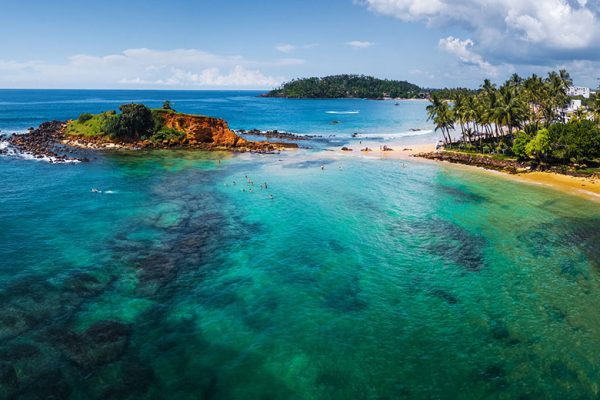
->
[1,90,600,399]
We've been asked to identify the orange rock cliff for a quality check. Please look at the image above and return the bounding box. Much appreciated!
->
[158,110,249,147]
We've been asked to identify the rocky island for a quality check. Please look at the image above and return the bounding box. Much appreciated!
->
[1,102,296,162]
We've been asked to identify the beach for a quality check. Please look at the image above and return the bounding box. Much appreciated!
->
[330,140,600,202]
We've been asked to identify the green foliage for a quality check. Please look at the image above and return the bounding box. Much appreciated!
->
[512,131,532,160]
[151,109,166,133]
[66,112,115,137]
[149,128,186,143]
[77,113,94,123]
[266,74,421,99]
[429,87,477,100]
[526,129,552,161]
[162,100,173,110]
[102,104,153,140]
[547,121,600,163]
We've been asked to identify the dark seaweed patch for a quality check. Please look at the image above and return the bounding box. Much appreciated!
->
[519,217,600,271]
[50,320,131,369]
[549,361,579,383]
[437,183,487,204]
[389,218,487,272]
[324,278,367,312]
[426,220,486,272]
[428,288,458,304]
[489,319,521,346]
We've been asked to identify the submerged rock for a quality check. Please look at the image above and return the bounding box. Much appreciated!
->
[53,320,131,368]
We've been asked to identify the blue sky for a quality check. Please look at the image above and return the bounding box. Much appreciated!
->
[0,0,599,89]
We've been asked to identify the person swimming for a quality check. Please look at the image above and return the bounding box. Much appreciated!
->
[91,188,101,193]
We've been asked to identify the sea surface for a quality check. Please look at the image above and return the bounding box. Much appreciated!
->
[1,90,600,399]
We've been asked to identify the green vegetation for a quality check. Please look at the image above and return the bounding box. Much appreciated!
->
[427,70,600,170]
[102,104,154,140]
[66,102,187,144]
[428,87,477,100]
[66,111,116,137]
[264,74,421,99]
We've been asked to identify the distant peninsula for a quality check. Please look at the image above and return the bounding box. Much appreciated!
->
[262,74,421,99]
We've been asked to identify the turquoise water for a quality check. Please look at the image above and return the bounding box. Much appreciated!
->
[1,91,600,399]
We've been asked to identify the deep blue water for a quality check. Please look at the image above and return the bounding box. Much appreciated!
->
[0,89,431,138]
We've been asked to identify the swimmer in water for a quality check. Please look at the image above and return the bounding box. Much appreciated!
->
[91,188,101,193]
[321,165,325,170]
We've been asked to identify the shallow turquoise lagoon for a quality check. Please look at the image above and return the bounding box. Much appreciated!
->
[1,90,600,399]
[1,147,599,399]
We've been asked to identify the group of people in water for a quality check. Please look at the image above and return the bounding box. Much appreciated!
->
[229,175,274,199]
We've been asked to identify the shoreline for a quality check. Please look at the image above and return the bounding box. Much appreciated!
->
[327,141,600,203]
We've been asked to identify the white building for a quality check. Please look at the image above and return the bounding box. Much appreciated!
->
[567,86,590,98]
[560,99,583,122]
[566,99,582,112]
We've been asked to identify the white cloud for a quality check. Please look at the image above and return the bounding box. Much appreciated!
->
[438,36,498,75]
[0,48,289,89]
[275,43,319,53]
[363,0,600,61]
[276,44,296,53]
[346,40,376,48]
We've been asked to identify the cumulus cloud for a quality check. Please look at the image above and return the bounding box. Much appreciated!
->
[0,48,290,89]
[346,40,375,48]
[363,0,600,62]
[438,36,498,75]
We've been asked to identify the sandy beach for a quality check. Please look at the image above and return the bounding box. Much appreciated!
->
[330,141,600,202]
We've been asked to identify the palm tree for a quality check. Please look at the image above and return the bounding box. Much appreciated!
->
[495,85,527,136]
[427,94,454,144]
[452,95,468,145]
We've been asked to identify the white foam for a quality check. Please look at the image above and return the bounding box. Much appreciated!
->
[325,111,360,114]
[356,130,434,139]
[0,142,80,164]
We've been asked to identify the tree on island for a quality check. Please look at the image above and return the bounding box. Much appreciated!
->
[103,104,154,140]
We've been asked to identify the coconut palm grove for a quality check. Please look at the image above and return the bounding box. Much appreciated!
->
[426,70,600,171]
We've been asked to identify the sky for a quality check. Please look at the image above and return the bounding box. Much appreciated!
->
[0,0,599,89]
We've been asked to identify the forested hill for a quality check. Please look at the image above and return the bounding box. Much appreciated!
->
[263,75,421,99]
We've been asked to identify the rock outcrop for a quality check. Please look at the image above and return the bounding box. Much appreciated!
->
[158,110,249,147]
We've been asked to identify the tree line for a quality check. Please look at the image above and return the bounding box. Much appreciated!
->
[426,70,600,165]
[265,74,421,99]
